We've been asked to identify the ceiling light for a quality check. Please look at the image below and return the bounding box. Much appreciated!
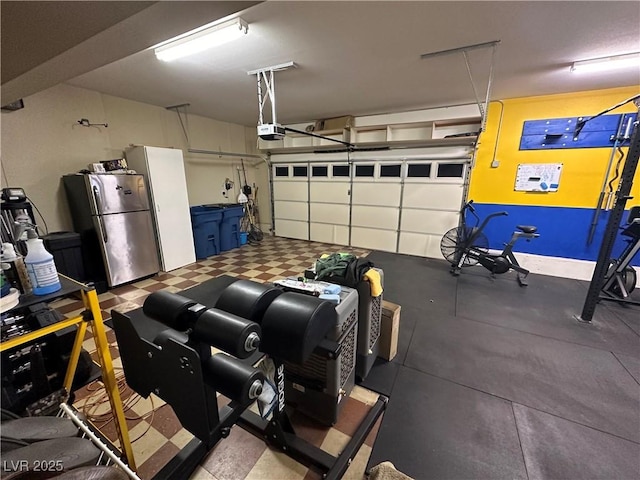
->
[154,17,248,62]
[570,52,640,74]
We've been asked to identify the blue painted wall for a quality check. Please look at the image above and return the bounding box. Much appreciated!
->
[470,203,639,266]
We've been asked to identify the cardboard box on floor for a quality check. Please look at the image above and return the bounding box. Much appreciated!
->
[379,300,401,361]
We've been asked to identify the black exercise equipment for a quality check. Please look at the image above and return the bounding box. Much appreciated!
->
[143,290,261,360]
[111,276,386,480]
[600,206,640,305]
[259,292,335,364]
[214,279,282,323]
[441,200,539,286]
[578,103,640,322]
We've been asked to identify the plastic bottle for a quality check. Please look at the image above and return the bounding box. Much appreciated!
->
[0,269,10,297]
[1,242,33,294]
[24,229,61,295]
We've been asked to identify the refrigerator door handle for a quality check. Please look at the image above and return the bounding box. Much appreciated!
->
[96,215,109,243]
[92,186,104,214]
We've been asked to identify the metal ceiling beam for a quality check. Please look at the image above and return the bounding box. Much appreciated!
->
[421,40,500,132]
[420,40,500,60]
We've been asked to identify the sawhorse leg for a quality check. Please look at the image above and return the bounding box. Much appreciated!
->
[76,289,137,470]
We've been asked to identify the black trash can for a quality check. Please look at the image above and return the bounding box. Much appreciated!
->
[42,232,86,282]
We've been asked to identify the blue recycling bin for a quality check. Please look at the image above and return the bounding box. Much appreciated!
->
[219,204,245,251]
[190,206,223,259]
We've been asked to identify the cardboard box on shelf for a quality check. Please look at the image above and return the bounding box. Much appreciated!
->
[379,300,401,361]
[314,115,354,132]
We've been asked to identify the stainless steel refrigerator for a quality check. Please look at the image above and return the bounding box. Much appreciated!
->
[63,173,160,287]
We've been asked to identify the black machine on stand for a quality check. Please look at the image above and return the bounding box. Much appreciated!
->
[1,187,38,254]
[112,276,386,480]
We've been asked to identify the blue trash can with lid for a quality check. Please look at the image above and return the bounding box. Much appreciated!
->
[219,204,245,251]
[190,206,223,259]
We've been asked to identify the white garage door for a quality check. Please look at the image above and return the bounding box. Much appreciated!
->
[272,163,309,240]
[308,157,351,246]
[271,146,471,258]
[350,162,401,252]
[398,160,467,258]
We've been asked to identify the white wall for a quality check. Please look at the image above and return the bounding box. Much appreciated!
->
[0,84,262,233]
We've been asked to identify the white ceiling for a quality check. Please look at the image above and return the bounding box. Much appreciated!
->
[4,1,640,127]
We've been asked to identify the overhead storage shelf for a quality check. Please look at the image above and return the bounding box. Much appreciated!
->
[260,136,478,154]
[258,117,480,153]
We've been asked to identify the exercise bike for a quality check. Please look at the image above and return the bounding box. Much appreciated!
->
[440,200,540,286]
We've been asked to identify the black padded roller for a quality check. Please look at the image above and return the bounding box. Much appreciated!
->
[143,291,198,330]
[192,309,261,359]
[260,292,336,364]
[203,354,264,404]
[215,280,282,323]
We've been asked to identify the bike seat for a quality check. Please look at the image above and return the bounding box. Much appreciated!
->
[516,225,537,234]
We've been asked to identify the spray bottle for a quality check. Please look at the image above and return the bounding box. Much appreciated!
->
[24,229,61,295]
[1,242,32,294]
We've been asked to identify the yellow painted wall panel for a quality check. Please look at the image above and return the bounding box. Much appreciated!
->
[469,86,640,208]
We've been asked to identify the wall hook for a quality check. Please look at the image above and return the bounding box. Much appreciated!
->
[77,118,108,128]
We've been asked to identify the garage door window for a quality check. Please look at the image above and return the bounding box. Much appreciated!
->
[380,164,402,177]
[275,166,289,177]
[312,166,328,177]
[332,165,350,177]
[293,166,308,177]
[407,163,432,178]
[355,165,375,177]
[437,163,464,178]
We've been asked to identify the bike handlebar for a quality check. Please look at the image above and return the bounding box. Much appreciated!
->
[463,201,508,216]
[483,211,509,221]
[462,201,477,216]
[466,200,475,213]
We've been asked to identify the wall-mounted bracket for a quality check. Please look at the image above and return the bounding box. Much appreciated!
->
[77,118,108,128]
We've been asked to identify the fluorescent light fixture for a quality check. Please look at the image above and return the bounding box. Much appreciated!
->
[570,52,640,74]
[154,17,248,62]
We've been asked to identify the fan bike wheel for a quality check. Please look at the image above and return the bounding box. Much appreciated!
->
[606,264,637,298]
[440,226,489,267]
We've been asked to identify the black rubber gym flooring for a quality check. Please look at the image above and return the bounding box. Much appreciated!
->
[364,251,640,480]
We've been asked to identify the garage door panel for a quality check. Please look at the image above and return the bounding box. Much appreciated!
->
[400,209,459,235]
[310,203,349,225]
[352,205,398,230]
[275,219,308,240]
[351,227,397,252]
[402,183,464,209]
[352,183,401,206]
[310,183,350,204]
[274,200,308,221]
[310,223,349,246]
[398,232,445,259]
[273,181,308,202]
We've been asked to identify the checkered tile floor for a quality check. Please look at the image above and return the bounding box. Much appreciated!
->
[51,236,382,480]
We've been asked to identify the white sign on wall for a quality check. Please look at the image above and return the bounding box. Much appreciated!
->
[515,163,563,192]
